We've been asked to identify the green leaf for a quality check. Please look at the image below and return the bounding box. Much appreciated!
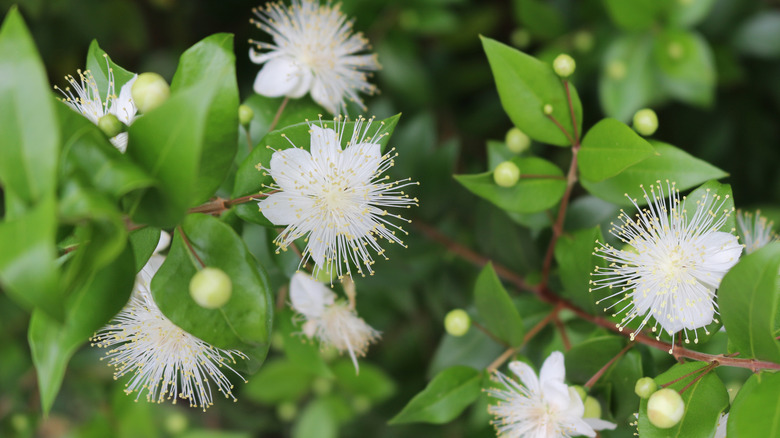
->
[242,358,314,404]
[232,114,401,226]
[638,362,728,438]
[733,12,780,59]
[170,33,238,204]
[129,227,161,273]
[513,0,564,40]
[599,35,657,122]
[718,242,780,362]
[85,39,136,94]
[667,0,716,28]
[602,0,662,31]
[238,94,321,160]
[293,399,339,438]
[389,366,482,425]
[455,156,566,214]
[332,360,396,403]
[653,30,716,107]
[29,245,135,414]
[564,336,628,383]
[481,36,582,147]
[682,180,735,234]
[581,141,727,206]
[0,7,59,207]
[474,263,525,347]
[578,118,656,182]
[728,371,780,437]
[554,226,603,314]
[277,308,333,378]
[152,214,273,371]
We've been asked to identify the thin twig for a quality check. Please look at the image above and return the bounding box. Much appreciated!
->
[472,321,511,348]
[268,97,290,133]
[679,362,719,395]
[554,315,572,351]
[487,305,561,372]
[545,114,576,146]
[584,342,634,389]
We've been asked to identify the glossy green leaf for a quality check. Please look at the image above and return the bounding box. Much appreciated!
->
[332,360,396,403]
[667,0,716,28]
[389,366,482,424]
[653,30,716,107]
[152,214,273,371]
[682,180,735,234]
[238,94,321,159]
[728,371,780,437]
[599,35,657,123]
[293,399,338,438]
[481,36,582,147]
[581,141,727,206]
[638,362,728,438]
[564,336,627,383]
[554,226,603,314]
[455,156,565,214]
[278,308,333,378]
[474,263,525,347]
[29,245,135,414]
[603,0,662,31]
[242,358,314,404]
[578,118,656,182]
[0,7,59,207]
[85,39,136,94]
[734,12,780,59]
[718,242,780,362]
[129,227,161,273]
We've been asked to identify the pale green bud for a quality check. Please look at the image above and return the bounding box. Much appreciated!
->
[189,267,232,309]
[494,161,521,188]
[510,28,531,49]
[635,377,658,399]
[553,54,576,78]
[444,309,471,337]
[633,108,659,137]
[163,412,189,435]
[505,127,531,154]
[238,104,254,127]
[607,60,627,80]
[277,402,297,422]
[667,42,684,60]
[98,114,123,138]
[543,104,554,115]
[573,31,594,53]
[312,377,333,396]
[131,72,170,113]
[583,396,602,419]
[572,385,587,401]
[647,388,685,429]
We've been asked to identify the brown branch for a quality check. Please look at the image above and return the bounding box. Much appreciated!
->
[564,80,579,143]
[268,96,290,133]
[545,113,576,146]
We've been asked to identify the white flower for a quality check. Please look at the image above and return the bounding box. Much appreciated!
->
[248,0,380,114]
[714,412,728,438]
[487,352,616,438]
[590,181,742,347]
[736,210,777,254]
[289,272,379,373]
[257,116,418,278]
[91,250,247,411]
[56,56,138,152]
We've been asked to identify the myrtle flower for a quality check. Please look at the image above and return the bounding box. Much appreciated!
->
[590,181,742,347]
[248,0,380,114]
[55,56,138,152]
[257,116,418,278]
[715,412,728,438]
[91,245,247,411]
[487,352,616,438]
[736,210,777,254]
[289,272,379,373]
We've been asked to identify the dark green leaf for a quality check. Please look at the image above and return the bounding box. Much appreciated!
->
[242,358,314,404]
[728,371,780,437]
[513,0,564,40]
[718,242,780,362]
[278,308,333,378]
[554,226,604,314]
[238,94,321,160]
[602,0,662,31]
[599,35,657,122]
[653,30,716,107]
[332,360,396,403]
[565,336,627,383]
[389,366,482,424]
[474,263,525,346]
[667,0,716,28]
[129,227,161,273]
[733,12,780,59]
[481,36,582,147]
[579,118,656,182]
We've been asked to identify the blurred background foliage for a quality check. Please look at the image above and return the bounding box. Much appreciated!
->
[0,0,779,436]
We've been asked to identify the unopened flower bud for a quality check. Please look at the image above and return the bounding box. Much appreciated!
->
[510,28,531,49]
[647,388,685,429]
[635,377,658,399]
[494,161,521,188]
[553,54,576,78]
[312,377,333,396]
[505,127,530,154]
[163,412,188,435]
[573,31,594,53]
[444,309,471,337]
[607,60,627,80]
[189,267,232,309]
[98,114,123,138]
[633,108,658,137]
[352,395,372,414]
[543,104,554,115]
[583,396,602,419]
[239,104,254,127]
[277,402,297,422]
[572,385,587,401]
[667,42,684,60]
[131,72,170,113]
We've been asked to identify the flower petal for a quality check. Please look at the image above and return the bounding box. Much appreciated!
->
[542,379,571,411]
[584,417,618,431]
[508,361,540,394]
[310,126,341,171]
[249,48,281,65]
[269,147,316,193]
[696,231,741,287]
[289,272,335,318]
[340,141,381,187]
[253,57,310,98]
[310,78,339,114]
[540,351,566,385]
[258,192,314,227]
[111,75,137,125]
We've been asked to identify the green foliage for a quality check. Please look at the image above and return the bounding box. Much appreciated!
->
[728,372,780,437]
[389,366,482,425]
[554,226,603,314]
[578,118,655,182]
[473,263,524,346]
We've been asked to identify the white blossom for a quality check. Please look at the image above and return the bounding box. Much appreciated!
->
[590,181,742,347]
[487,352,616,438]
[248,0,379,114]
[289,272,379,373]
[257,116,417,278]
[714,412,728,438]
[736,210,777,254]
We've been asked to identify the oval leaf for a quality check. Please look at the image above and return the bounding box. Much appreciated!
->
[599,35,657,122]
[728,371,780,437]
[474,263,525,347]
[579,118,656,182]
[389,366,482,425]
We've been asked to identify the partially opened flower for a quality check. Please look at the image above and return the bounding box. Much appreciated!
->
[55,56,138,152]
[249,0,379,114]
[736,210,777,254]
[91,243,247,411]
[590,181,742,347]
[257,116,418,278]
[289,272,379,373]
[487,352,616,437]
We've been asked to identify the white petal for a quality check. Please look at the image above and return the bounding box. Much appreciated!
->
[109,133,129,153]
[111,75,137,125]
[137,254,166,292]
[714,413,728,438]
[289,272,336,318]
[253,57,310,98]
[306,228,329,268]
[310,78,339,114]
[566,386,585,417]
[584,417,618,431]
[258,192,314,226]
[508,361,540,393]
[542,379,571,411]
[561,418,597,437]
[310,126,341,169]
[249,48,280,64]
[154,231,171,254]
[268,147,316,193]
[540,351,566,385]
[340,142,380,187]
[286,66,313,99]
[696,231,741,287]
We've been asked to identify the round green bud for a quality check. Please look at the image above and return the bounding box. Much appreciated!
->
[312,377,333,396]
[573,30,594,53]
[277,402,298,422]
[667,42,684,60]
[238,104,254,127]
[189,267,232,309]
[98,114,123,138]
[510,28,531,49]
[352,395,372,414]
[647,388,685,429]
[606,60,627,80]
[10,414,29,432]
[505,127,530,154]
[633,108,659,137]
[543,104,554,115]
[131,72,170,114]
[553,54,576,78]
[444,309,471,337]
[494,161,521,188]
[635,377,658,399]
[163,412,189,435]
[583,396,602,419]
[572,385,587,401]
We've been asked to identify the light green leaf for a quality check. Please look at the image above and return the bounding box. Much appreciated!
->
[733,12,780,59]
[277,308,333,378]
[599,35,657,122]
[728,371,780,437]
[638,362,728,438]
[564,336,627,383]
[85,39,136,94]
[718,242,780,362]
[667,0,717,28]
[481,36,582,146]
[474,263,525,347]
[602,0,662,31]
[242,358,314,404]
[653,30,716,107]
[455,156,566,214]
[293,399,338,438]
[389,366,482,424]
[554,226,603,314]
[237,94,321,159]
[0,7,59,208]
[332,360,396,403]
[578,118,656,182]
